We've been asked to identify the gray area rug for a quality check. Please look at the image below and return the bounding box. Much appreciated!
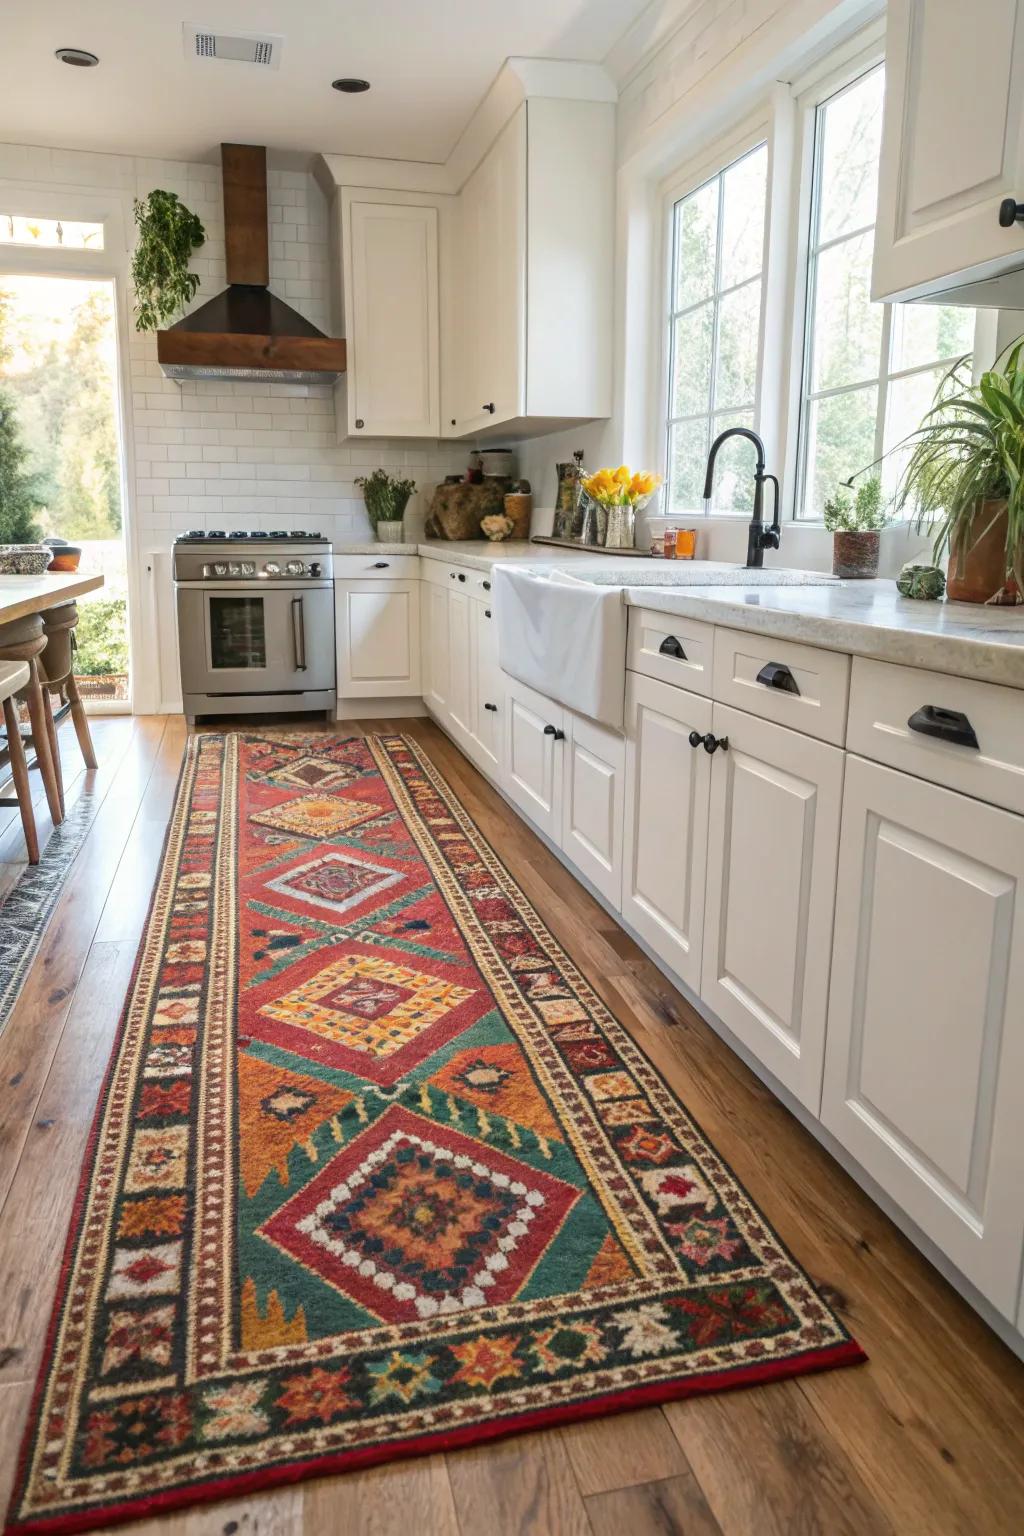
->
[0,790,99,1036]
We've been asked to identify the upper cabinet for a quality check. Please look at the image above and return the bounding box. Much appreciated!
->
[323,61,616,440]
[338,190,446,439]
[446,98,615,439]
[873,0,1024,304]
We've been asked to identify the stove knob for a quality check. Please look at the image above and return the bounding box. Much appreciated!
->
[241,561,255,576]
[213,563,227,576]
[264,561,281,576]
[285,559,305,576]
[309,561,322,577]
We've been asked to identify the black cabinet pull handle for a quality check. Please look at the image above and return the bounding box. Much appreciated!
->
[999,198,1024,227]
[543,724,565,741]
[372,561,389,569]
[702,733,728,754]
[482,402,496,414]
[756,661,800,694]
[658,635,687,660]
[907,705,979,750]
[483,702,498,712]
[688,730,703,749]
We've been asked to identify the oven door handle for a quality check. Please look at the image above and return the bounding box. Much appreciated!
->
[291,597,307,672]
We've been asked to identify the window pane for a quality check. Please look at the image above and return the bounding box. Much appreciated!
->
[882,365,947,503]
[708,411,757,513]
[889,303,975,374]
[669,417,710,512]
[802,386,878,517]
[715,279,761,409]
[811,231,882,391]
[672,304,713,418]
[674,178,718,311]
[817,66,884,242]
[720,145,767,289]
[0,215,104,250]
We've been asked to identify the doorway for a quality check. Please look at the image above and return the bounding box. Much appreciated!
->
[0,272,130,707]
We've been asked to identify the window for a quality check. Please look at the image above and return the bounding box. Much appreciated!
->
[665,142,768,516]
[795,62,975,518]
[0,215,103,250]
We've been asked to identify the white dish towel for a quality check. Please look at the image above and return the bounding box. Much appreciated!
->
[493,566,628,732]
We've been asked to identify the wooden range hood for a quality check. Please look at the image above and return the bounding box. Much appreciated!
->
[156,143,346,383]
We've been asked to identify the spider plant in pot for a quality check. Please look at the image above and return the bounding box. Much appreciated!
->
[355,469,417,543]
[823,475,887,578]
[893,341,1024,604]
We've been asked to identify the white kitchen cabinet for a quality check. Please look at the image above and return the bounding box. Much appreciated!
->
[336,579,421,697]
[339,193,442,437]
[822,755,1024,1319]
[700,702,844,1113]
[503,676,565,842]
[622,673,713,994]
[421,580,450,716]
[445,98,615,438]
[560,712,625,907]
[446,586,473,739]
[468,597,503,776]
[873,0,1024,303]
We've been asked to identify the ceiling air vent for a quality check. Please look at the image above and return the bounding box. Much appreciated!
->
[185,26,283,69]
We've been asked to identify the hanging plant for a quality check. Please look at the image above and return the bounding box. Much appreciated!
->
[131,190,206,332]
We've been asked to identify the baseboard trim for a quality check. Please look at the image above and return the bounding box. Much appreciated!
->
[336,696,428,720]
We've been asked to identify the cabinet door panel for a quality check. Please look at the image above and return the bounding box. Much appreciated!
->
[336,581,420,697]
[874,0,1024,300]
[470,599,503,778]
[823,755,1024,1318]
[622,673,712,991]
[446,588,473,739]
[503,677,563,841]
[561,713,624,907]
[421,581,449,715]
[701,702,843,1111]
[348,201,439,436]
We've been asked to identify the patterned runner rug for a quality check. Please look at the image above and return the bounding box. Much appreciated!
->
[6,733,864,1534]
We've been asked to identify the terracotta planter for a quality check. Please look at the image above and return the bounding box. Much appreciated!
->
[946,500,1013,603]
[832,530,880,579]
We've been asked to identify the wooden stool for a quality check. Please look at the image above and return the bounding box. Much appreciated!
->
[0,614,64,827]
[0,658,38,863]
[40,602,98,771]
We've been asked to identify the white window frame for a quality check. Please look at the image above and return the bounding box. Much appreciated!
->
[657,112,775,519]
[782,27,985,521]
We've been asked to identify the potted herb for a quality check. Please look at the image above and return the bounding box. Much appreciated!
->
[894,340,1024,604]
[823,475,887,577]
[131,191,206,332]
[355,469,417,542]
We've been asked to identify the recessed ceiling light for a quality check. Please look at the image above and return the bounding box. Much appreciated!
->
[332,78,370,93]
[55,47,99,67]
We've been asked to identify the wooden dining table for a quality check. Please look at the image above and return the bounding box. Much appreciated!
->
[0,569,104,625]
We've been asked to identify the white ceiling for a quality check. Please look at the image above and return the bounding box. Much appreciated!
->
[1,0,652,165]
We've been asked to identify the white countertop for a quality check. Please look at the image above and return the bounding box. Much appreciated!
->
[334,540,1024,689]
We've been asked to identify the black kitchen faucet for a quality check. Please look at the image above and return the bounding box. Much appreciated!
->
[702,426,781,568]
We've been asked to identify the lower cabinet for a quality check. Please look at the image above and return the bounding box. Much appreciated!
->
[469,597,503,776]
[561,711,625,906]
[336,578,421,697]
[822,754,1024,1319]
[622,672,712,993]
[421,580,450,715]
[700,701,844,1113]
[503,676,565,842]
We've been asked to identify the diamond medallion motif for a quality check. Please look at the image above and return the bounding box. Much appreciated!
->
[251,796,378,840]
[265,851,403,916]
[259,1106,580,1322]
[265,757,360,791]
[258,955,477,1057]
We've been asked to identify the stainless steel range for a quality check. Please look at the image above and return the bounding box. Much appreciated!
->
[173,530,335,722]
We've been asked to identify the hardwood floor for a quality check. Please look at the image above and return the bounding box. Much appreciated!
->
[1,715,1023,1535]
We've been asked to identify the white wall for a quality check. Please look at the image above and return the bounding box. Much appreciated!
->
[0,142,469,708]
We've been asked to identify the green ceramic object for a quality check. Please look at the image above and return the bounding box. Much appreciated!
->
[896,562,946,600]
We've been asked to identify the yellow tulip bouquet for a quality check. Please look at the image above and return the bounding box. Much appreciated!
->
[579,465,663,549]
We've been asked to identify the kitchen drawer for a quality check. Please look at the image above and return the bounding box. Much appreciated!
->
[848,656,1024,816]
[626,607,714,695]
[421,558,492,592]
[712,626,850,746]
[334,554,421,580]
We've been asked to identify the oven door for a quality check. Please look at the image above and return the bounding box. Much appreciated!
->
[176,582,336,698]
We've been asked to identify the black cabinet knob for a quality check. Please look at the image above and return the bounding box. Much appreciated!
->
[999,198,1024,227]
[543,724,565,741]
[482,580,491,591]
[372,561,389,569]
[688,730,703,749]
[355,418,364,429]
[482,402,496,414]
[449,571,455,579]
[702,733,728,754]
[484,608,491,618]
[483,702,498,712]
[457,572,466,581]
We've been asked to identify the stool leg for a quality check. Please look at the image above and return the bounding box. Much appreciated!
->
[65,671,98,770]
[3,696,39,864]
[41,682,65,819]
[23,660,63,826]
